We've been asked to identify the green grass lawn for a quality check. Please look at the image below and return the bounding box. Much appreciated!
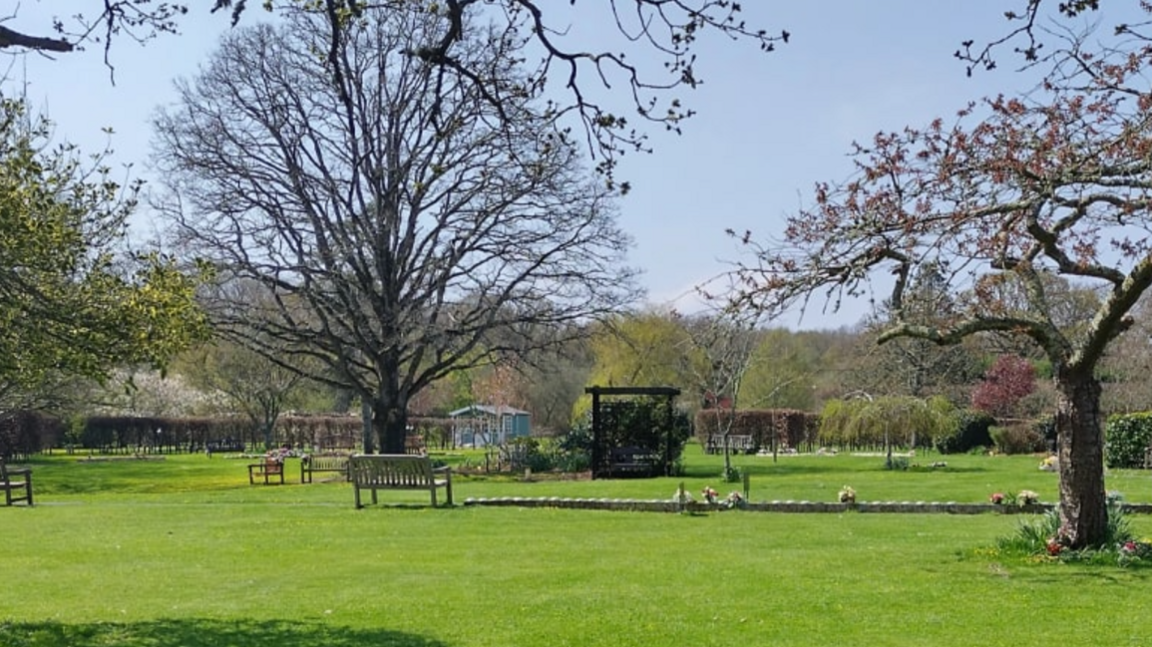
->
[2,447,1151,646]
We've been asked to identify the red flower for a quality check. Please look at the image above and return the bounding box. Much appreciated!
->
[1046,539,1063,556]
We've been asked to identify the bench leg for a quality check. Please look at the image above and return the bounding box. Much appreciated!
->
[354,486,362,509]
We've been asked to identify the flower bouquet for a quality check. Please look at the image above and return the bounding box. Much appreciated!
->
[838,485,856,504]
[701,486,718,504]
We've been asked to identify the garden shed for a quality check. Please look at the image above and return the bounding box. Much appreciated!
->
[449,405,531,448]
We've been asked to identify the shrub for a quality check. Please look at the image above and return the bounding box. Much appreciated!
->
[554,426,592,473]
[989,424,1046,455]
[935,409,994,454]
[507,437,557,473]
[997,507,1060,556]
[1104,412,1152,469]
[997,500,1134,559]
[885,456,909,471]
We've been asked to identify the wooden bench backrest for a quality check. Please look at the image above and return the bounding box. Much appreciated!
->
[309,456,349,470]
[351,455,435,486]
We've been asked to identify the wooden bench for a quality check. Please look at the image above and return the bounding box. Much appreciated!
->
[248,457,285,485]
[1,460,32,506]
[206,440,245,456]
[301,454,350,483]
[349,454,452,508]
[607,446,659,477]
[706,434,756,455]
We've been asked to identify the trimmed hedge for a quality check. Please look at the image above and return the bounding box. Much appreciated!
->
[694,409,818,451]
[935,409,994,454]
[0,411,63,460]
[1105,412,1152,469]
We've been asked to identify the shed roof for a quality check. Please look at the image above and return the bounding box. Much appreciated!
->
[448,404,530,418]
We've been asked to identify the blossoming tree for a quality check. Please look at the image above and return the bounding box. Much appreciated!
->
[733,31,1152,548]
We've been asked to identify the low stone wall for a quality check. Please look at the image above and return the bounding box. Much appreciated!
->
[462,497,1152,515]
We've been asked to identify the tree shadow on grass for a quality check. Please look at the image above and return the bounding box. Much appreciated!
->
[0,618,450,647]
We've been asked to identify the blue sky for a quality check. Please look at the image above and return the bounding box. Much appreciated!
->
[7,2,1142,329]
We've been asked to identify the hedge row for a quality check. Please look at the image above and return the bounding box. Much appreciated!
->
[0,411,64,460]
[0,413,463,456]
[1105,412,1152,469]
[694,409,819,451]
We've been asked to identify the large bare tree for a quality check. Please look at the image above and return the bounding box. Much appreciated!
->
[153,7,638,453]
[733,27,1152,548]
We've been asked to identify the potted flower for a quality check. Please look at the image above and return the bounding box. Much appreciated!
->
[724,491,746,510]
[838,485,856,504]
[989,492,1005,505]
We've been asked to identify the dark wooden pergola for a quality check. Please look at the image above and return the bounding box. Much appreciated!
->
[585,385,681,479]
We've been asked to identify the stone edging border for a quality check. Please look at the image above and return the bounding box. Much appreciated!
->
[462,497,1152,515]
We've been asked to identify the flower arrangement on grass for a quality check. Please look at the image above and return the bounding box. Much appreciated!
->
[990,492,1005,505]
[701,486,718,504]
[838,485,856,504]
[672,486,694,503]
[1039,455,1058,472]
[724,491,746,510]
[1017,490,1040,505]
[1118,540,1152,567]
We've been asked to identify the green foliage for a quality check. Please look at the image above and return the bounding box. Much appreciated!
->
[579,310,701,421]
[818,395,955,449]
[997,507,1061,555]
[595,397,690,475]
[998,500,1135,560]
[989,424,1046,455]
[738,328,817,410]
[720,464,741,482]
[0,97,208,388]
[1104,412,1152,469]
[885,456,909,471]
[935,409,995,454]
[554,425,593,472]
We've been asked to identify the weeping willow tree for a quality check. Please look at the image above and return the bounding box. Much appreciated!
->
[819,395,956,462]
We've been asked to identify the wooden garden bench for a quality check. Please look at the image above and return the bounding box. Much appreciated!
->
[248,457,285,485]
[349,454,452,508]
[728,435,756,454]
[705,434,756,455]
[301,454,350,483]
[0,460,32,506]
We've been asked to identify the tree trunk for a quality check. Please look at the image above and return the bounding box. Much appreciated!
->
[1054,368,1107,549]
[372,389,409,454]
[361,399,374,454]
